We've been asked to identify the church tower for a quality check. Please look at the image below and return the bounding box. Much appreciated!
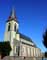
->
[4,8,20,56]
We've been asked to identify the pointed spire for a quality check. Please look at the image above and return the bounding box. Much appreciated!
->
[10,7,16,18]
[8,7,17,21]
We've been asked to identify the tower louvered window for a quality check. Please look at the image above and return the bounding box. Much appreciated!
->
[8,23,10,31]
[14,23,16,31]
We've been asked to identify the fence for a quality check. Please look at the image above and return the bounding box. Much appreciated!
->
[0,56,47,60]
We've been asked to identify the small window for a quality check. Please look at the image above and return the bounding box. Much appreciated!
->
[15,46,20,56]
[14,23,16,31]
[8,23,10,31]
[16,46,18,53]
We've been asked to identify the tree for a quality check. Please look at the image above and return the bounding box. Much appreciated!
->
[0,41,12,59]
[43,29,47,57]
[43,29,47,48]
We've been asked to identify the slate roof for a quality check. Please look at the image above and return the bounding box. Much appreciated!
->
[20,33,33,43]
[19,33,37,47]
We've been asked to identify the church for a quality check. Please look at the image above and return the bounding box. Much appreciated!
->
[4,8,41,57]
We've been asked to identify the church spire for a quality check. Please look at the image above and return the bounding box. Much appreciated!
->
[10,7,16,18]
[8,7,17,22]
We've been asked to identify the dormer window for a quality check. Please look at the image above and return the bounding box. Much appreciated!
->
[8,23,10,31]
[14,23,16,31]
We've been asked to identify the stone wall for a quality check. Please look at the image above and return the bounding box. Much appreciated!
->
[1,56,43,60]
[19,43,41,57]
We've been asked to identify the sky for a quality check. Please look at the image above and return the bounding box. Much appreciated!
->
[0,0,47,52]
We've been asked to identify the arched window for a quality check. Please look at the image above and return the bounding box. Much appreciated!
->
[14,23,16,31]
[8,23,10,31]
